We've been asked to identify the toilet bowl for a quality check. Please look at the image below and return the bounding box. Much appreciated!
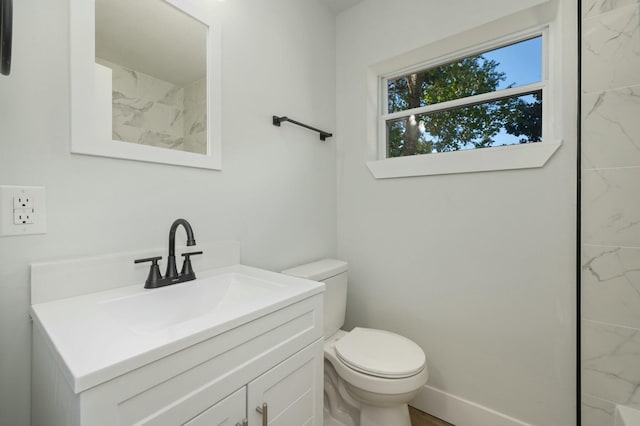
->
[283,259,428,426]
[325,329,428,426]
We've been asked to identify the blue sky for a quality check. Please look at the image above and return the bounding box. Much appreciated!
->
[483,36,542,90]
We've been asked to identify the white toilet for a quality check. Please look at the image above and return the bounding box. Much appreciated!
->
[283,259,428,426]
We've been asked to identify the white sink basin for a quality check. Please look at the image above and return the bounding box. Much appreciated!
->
[30,264,324,393]
[99,272,286,334]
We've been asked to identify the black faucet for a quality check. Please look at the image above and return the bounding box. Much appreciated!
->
[166,218,196,279]
[134,218,203,289]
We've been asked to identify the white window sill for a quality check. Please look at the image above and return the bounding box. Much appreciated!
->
[366,141,561,179]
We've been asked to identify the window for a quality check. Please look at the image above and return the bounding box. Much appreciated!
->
[383,36,544,158]
[365,3,567,179]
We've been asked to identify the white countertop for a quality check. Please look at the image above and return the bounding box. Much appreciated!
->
[30,264,324,393]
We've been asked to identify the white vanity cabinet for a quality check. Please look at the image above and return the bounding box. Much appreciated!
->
[32,292,324,426]
[247,339,322,425]
[186,340,323,426]
[185,387,246,426]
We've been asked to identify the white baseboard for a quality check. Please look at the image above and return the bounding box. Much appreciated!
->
[410,385,533,426]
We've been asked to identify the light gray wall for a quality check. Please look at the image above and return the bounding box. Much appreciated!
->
[580,0,640,424]
[335,1,577,425]
[0,0,336,424]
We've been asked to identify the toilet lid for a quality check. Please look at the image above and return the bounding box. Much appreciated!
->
[334,328,426,379]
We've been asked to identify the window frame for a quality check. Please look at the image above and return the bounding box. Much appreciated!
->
[379,29,548,159]
[365,4,564,179]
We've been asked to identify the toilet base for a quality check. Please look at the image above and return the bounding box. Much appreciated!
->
[323,401,412,426]
[324,360,359,426]
[324,407,353,426]
[323,360,416,426]
[360,403,411,426]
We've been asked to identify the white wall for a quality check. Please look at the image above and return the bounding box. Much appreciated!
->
[335,1,577,425]
[580,0,640,424]
[0,0,336,424]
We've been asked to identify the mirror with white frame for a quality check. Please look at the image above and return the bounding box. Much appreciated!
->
[70,0,222,170]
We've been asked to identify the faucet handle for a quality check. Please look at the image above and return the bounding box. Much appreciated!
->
[180,251,203,276]
[134,256,162,265]
[181,251,203,257]
[134,256,163,288]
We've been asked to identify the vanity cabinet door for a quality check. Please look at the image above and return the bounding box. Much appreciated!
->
[247,339,323,426]
[184,387,246,426]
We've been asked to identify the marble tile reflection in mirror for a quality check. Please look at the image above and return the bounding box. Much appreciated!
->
[95,0,207,154]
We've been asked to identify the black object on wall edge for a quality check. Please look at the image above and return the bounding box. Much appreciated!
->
[0,0,12,76]
[273,115,333,141]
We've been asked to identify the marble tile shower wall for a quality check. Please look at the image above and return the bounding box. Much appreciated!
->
[98,59,207,154]
[581,0,640,425]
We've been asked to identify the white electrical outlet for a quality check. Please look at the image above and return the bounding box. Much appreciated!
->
[13,193,34,209]
[14,208,35,225]
[0,186,47,236]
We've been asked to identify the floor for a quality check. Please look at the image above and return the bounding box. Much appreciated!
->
[409,406,454,426]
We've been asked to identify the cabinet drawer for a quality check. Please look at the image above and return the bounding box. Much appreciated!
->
[184,387,245,426]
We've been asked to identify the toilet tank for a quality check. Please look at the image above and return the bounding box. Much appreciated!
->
[282,259,348,338]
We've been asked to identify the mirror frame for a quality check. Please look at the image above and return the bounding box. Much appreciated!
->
[70,0,222,170]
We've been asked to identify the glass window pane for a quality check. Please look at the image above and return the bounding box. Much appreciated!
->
[386,91,542,158]
[387,36,542,114]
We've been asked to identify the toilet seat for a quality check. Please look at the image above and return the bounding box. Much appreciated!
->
[334,327,425,379]
[324,330,429,397]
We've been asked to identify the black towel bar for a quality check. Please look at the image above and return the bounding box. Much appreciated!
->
[273,116,333,141]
